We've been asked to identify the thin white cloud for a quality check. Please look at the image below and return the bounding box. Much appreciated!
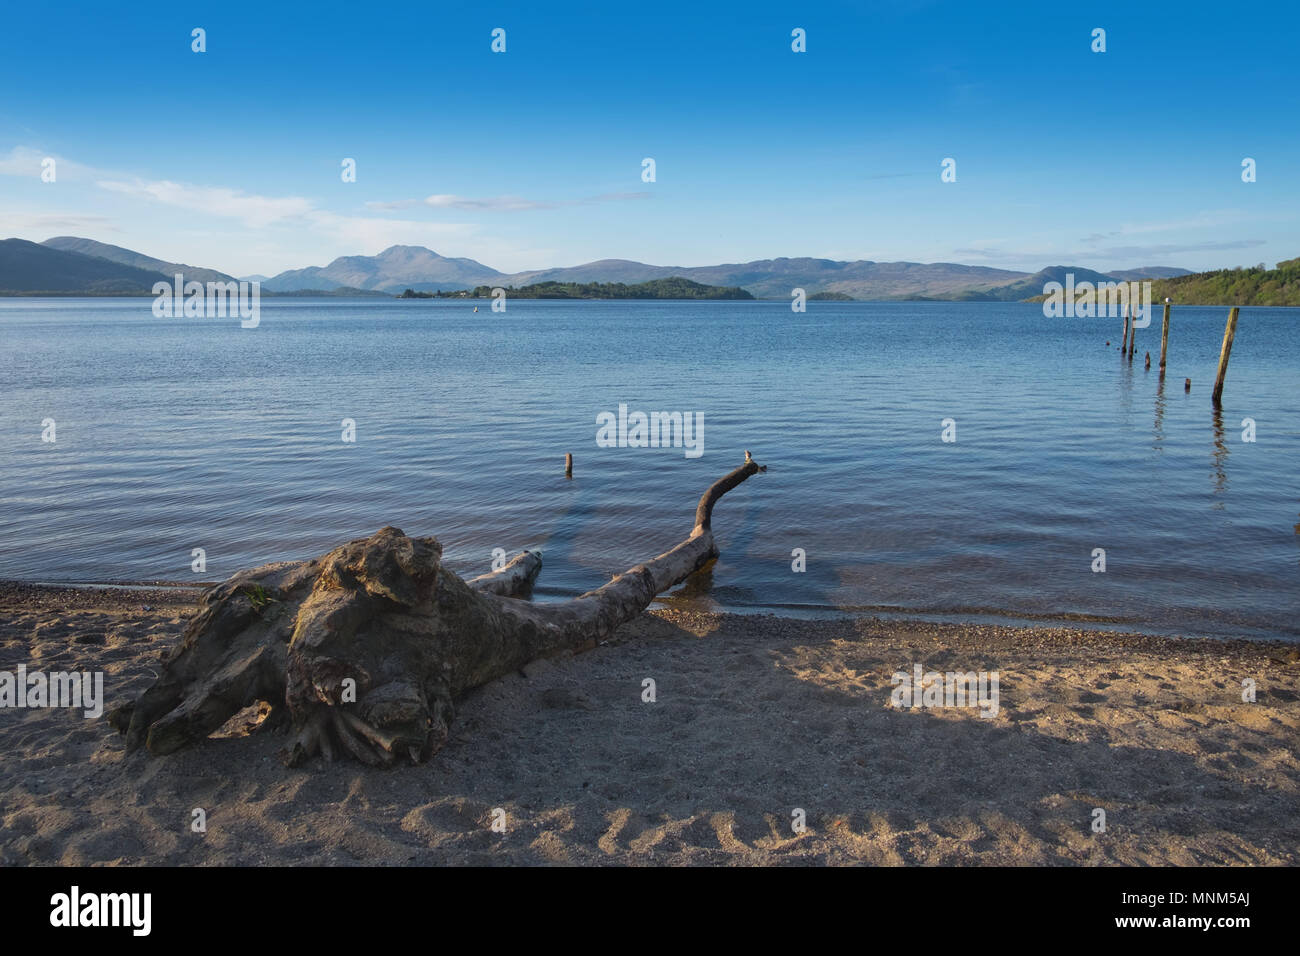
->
[1080,211,1253,243]
[0,145,648,275]
[952,237,1269,270]
[304,211,476,250]
[426,194,556,211]
[97,178,317,228]
[0,212,120,233]
[1098,239,1266,258]
[91,171,481,249]
[0,146,100,181]
[366,191,651,212]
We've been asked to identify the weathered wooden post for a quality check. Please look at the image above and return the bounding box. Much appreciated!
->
[1184,377,1191,392]
[1159,297,1171,370]
[1121,304,1130,353]
[564,452,573,478]
[1144,351,1151,369]
[1211,307,1240,405]
[1128,307,1137,360]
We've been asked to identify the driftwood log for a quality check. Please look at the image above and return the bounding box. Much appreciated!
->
[109,454,765,766]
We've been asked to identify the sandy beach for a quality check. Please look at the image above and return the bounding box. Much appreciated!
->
[2,581,1297,866]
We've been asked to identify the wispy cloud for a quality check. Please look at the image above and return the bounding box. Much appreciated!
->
[0,145,100,180]
[1079,211,1254,243]
[1096,239,1267,258]
[0,145,494,267]
[375,194,557,212]
[953,236,1268,269]
[96,179,317,228]
[99,178,479,248]
[366,191,651,212]
[86,169,476,250]
[303,211,476,249]
[0,212,120,233]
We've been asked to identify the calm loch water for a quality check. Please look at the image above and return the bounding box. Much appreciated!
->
[2,297,1297,640]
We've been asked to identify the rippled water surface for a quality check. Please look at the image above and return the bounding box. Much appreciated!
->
[2,297,1297,639]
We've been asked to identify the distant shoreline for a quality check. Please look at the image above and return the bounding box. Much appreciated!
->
[4,292,1298,306]
[0,289,389,298]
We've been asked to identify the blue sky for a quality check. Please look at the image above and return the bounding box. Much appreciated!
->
[2,0,1297,277]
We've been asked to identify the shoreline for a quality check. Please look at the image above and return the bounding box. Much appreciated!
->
[2,581,1297,865]
[4,579,1293,646]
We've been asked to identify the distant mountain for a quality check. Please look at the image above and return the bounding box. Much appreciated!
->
[264,248,1034,299]
[0,236,1205,301]
[42,236,236,284]
[946,265,1121,302]
[508,259,1197,299]
[508,257,1031,300]
[262,245,505,293]
[506,258,680,287]
[0,238,170,293]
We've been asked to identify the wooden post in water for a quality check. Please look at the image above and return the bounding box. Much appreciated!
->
[564,452,573,478]
[1128,306,1137,360]
[1159,298,1171,370]
[1121,304,1130,353]
[1144,351,1151,369]
[1211,307,1240,406]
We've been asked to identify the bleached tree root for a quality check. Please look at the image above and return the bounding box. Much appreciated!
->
[110,455,765,766]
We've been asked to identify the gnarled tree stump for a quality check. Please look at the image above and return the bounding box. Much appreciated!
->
[110,455,765,766]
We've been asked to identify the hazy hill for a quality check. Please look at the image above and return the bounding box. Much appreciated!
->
[507,258,680,286]
[947,265,1120,301]
[265,249,1032,299]
[42,237,237,284]
[1108,266,1194,281]
[508,256,1031,300]
[0,239,170,293]
[0,235,1208,300]
[262,245,506,292]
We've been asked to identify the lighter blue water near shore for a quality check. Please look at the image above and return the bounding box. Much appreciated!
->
[2,298,1297,640]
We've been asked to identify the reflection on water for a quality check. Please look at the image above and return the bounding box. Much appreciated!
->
[1153,372,1167,453]
[1211,405,1230,504]
[1117,344,1136,417]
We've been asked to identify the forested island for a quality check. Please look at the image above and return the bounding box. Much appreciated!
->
[399,277,754,300]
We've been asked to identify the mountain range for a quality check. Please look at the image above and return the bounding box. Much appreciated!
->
[0,236,1194,301]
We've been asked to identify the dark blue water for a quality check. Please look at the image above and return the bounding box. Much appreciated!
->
[2,297,1297,640]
